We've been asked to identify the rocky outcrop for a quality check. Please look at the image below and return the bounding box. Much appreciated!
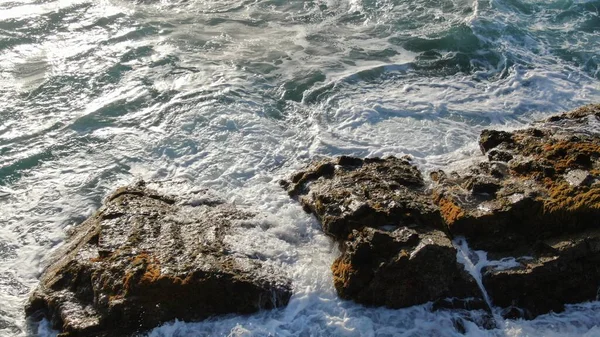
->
[284,104,600,320]
[25,182,292,337]
[431,104,600,318]
[282,156,443,240]
[282,156,482,309]
[331,226,481,308]
[432,104,600,251]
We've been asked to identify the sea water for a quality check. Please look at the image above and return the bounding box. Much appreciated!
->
[1,0,599,336]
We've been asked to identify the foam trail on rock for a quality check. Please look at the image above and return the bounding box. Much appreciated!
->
[453,237,529,328]
[454,238,497,319]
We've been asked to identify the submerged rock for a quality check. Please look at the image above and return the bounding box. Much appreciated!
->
[25,183,292,337]
[432,104,600,318]
[282,156,482,309]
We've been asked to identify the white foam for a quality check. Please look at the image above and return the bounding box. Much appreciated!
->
[453,238,495,315]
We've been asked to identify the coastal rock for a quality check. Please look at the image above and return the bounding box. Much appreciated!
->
[483,228,600,319]
[331,226,481,308]
[282,156,443,239]
[283,156,482,309]
[432,104,600,317]
[432,104,600,251]
[25,182,292,337]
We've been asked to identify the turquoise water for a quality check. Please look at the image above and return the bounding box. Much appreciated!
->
[1,0,600,336]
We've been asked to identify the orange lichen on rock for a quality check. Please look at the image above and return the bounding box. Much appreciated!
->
[331,257,354,290]
[108,294,124,303]
[432,104,600,249]
[435,194,466,226]
[140,263,161,284]
[429,105,600,319]
[25,184,292,337]
[543,140,600,173]
[122,271,136,293]
[544,181,600,214]
[121,253,164,292]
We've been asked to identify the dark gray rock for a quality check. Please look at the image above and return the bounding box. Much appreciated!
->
[282,156,443,240]
[432,104,600,318]
[283,156,483,309]
[331,226,481,308]
[483,228,600,318]
[25,182,292,337]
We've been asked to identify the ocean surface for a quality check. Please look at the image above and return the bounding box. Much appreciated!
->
[1,0,600,336]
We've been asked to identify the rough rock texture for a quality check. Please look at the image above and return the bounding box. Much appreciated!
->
[283,156,444,239]
[432,104,600,318]
[433,104,600,251]
[483,228,600,319]
[282,156,482,309]
[25,183,292,337]
[281,104,600,320]
[331,226,480,308]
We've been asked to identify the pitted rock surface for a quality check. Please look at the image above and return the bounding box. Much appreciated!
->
[331,226,481,308]
[25,183,292,337]
[282,156,482,309]
[483,228,600,319]
[432,104,600,318]
[282,156,444,239]
[433,104,600,251]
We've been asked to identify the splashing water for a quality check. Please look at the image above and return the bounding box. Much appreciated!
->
[454,237,497,314]
[453,237,525,327]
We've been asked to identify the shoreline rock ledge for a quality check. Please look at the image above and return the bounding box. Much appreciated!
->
[283,103,600,321]
[25,183,292,337]
[281,156,484,309]
[432,104,600,318]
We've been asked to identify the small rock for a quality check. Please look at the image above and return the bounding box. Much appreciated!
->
[564,169,592,187]
[501,306,528,320]
[487,149,513,162]
[431,297,489,312]
[430,170,446,182]
[479,130,513,154]
[489,162,509,178]
[464,176,501,196]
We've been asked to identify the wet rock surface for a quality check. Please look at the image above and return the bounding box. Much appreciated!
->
[433,104,600,251]
[483,228,600,319]
[282,156,444,239]
[330,226,481,308]
[25,182,292,337]
[282,156,482,309]
[432,104,600,318]
[284,104,600,321]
